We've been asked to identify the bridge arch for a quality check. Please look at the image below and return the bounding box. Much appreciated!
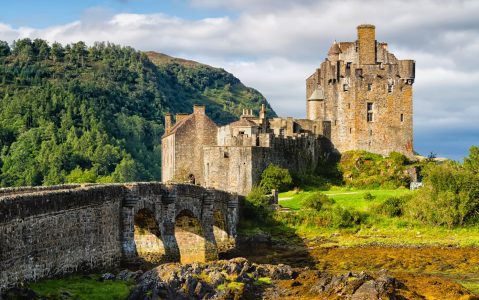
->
[213,209,231,253]
[133,208,166,266]
[174,209,206,264]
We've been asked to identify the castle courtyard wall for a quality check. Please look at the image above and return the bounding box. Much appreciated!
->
[203,135,334,195]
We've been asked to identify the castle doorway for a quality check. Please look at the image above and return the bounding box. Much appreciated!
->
[188,174,195,184]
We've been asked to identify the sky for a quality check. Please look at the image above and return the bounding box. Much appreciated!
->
[0,0,478,161]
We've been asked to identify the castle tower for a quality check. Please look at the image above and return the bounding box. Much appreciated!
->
[306,25,415,157]
[357,24,376,65]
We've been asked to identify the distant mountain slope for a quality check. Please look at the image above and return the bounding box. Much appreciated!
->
[145,51,276,124]
[0,39,276,187]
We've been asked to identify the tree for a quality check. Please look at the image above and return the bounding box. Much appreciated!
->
[464,146,479,175]
[259,164,293,193]
[112,156,141,182]
[0,41,10,57]
[51,42,64,62]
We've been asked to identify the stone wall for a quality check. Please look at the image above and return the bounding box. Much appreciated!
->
[203,135,334,195]
[0,185,124,295]
[0,183,240,295]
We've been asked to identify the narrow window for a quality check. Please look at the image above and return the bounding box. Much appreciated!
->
[346,62,351,69]
[369,129,372,136]
[335,120,337,126]
[343,84,349,91]
[367,102,374,122]
[367,83,373,91]
[349,128,352,134]
[224,152,229,158]
[388,84,393,93]
[400,114,404,122]
[348,103,351,109]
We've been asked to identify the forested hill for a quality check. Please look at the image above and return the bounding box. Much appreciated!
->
[0,39,276,187]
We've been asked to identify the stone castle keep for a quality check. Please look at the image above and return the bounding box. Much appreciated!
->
[307,24,415,156]
[163,25,415,195]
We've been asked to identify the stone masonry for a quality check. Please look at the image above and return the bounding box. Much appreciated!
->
[306,24,415,156]
[0,183,239,295]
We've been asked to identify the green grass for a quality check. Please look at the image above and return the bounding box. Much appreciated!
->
[269,186,479,247]
[254,277,272,285]
[217,281,244,291]
[279,186,413,212]
[29,274,134,300]
[459,281,479,295]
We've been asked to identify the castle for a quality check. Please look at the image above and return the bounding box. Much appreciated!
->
[162,25,414,195]
[306,24,415,156]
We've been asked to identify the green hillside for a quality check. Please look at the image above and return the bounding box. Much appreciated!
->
[0,39,276,186]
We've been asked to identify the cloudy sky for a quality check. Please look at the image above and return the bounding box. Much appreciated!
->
[0,0,478,161]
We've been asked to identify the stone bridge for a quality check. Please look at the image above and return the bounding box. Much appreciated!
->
[0,182,240,294]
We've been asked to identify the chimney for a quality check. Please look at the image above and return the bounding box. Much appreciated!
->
[165,113,172,134]
[176,113,188,123]
[193,104,206,115]
[357,24,376,65]
[260,104,266,120]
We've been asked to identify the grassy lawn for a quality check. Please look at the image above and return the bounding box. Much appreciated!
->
[28,274,134,300]
[279,186,413,212]
[272,186,479,247]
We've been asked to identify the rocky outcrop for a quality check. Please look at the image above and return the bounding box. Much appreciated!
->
[126,258,412,300]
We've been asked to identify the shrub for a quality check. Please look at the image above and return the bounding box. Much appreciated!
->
[363,192,376,201]
[243,186,271,221]
[338,150,411,189]
[374,196,409,217]
[330,206,362,228]
[260,164,293,192]
[292,173,335,190]
[404,161,479,227]
[464,145,479,175]
[302,192,334,211]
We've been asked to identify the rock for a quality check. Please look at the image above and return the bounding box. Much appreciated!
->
[352,280,379,300]
[127,259,461,300]
[117,269,144,282]
[101,273,115,281]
